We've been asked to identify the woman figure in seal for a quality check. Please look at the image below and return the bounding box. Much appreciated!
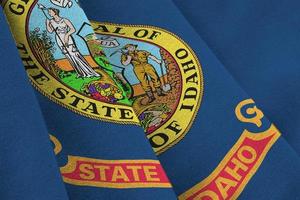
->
[46,7,99,78]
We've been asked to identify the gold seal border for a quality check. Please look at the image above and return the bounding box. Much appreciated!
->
[91,21,204,155]
[3,0,204,154]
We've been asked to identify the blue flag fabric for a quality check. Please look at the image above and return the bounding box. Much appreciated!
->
[0,11,69,200]
[81,0,300,199]
[1,0,300,199]
[1,1,176,199]
[173,0,300,155]
[35,93,177,200]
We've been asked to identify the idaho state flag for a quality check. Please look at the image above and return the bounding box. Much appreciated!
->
[1,0,300,200]
[0,1,176,199]
[79,1,300,199]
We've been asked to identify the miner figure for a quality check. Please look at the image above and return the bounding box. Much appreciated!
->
[121,44,165,103]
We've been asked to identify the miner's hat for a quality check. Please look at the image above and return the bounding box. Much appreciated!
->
[123,44,138,49]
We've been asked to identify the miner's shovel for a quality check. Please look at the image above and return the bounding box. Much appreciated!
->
[160,62,171,92]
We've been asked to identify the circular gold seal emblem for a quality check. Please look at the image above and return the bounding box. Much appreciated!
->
[3,0,203,154]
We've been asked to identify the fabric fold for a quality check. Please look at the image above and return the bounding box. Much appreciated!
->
[1,1,177,199]
[0,11,69,200]
[173,0,300,155]
[81,0,300,199]
[1,0,299,199]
